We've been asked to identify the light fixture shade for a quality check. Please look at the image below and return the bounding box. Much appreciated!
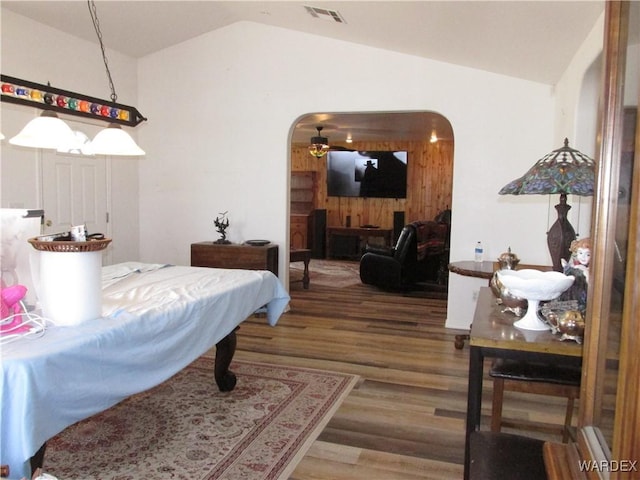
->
[498,138,596,272]
[308,142,330,158]
[308,126,330,158]
[89,123,145,156]
[58,130,94,156]
[498,138,595,196]
[9,110,76,150]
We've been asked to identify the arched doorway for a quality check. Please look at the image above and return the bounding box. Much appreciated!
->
[288,111,454,288]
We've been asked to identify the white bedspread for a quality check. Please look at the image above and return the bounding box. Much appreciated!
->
[0,262,290,479]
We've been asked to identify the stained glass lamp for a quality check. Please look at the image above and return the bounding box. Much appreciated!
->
[499,138,595,271]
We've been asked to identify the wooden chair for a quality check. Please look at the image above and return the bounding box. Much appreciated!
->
[490,358,581,443]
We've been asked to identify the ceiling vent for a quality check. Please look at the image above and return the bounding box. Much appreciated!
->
[304,5,346,24]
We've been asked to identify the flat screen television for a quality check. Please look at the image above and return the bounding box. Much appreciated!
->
[326,150,408,198]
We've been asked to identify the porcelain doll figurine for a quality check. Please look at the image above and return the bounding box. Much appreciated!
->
[559,237,591,314]
[562,238,591,283]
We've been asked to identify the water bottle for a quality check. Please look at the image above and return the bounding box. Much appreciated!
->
[474,241,483,263]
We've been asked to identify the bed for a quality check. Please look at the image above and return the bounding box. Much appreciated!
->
[0,262,290,479]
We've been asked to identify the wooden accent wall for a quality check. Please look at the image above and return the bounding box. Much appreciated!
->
[291,140,453,229]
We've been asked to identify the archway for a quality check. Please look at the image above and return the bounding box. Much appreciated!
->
[288,111,454,288]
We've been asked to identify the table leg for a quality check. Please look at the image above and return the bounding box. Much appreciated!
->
[464,345,483,480]
[455,334,469,349]
[29,443,47,477]
[215,328,238,392]
[302,257,310,289]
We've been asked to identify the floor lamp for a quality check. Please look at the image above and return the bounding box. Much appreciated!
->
[499,138,595,271]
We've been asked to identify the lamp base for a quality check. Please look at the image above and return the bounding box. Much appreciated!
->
[547,193,576,272]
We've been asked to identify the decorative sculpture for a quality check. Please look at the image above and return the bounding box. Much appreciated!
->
[214,211,231,244]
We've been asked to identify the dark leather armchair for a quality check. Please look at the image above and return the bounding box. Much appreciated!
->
[359,219,450,290]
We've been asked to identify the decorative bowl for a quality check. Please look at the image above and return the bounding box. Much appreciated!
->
[496,269,575,330]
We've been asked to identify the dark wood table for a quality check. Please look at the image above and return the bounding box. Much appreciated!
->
[463,287,582,480]
[326,226,392,259]
[191,242,278,275]
[448,260,495,279]
[290,248,311,289]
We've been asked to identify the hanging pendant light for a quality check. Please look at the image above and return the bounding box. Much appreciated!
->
[1,1,146,155]
[57,130,94,155]
[87,0,145,156]
[89,123,145,156]
[308,126,330,158]
[9,110,76,150]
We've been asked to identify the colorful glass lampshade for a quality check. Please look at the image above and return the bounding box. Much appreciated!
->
[499,138,596,271]
[308,126,330,158]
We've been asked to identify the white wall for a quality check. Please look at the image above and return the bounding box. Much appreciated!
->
[0,9,140,264]
[138,21,557,320]
[553,12,605,247]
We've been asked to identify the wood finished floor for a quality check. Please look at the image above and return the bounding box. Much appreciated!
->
[234,269,574,480]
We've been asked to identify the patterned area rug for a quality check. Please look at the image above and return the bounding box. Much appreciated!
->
[44,358,358,480]
[290,259,362,288]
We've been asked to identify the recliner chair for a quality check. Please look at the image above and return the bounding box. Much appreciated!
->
[359,219,449,290]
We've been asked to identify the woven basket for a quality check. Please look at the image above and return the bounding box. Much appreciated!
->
[28,237,112,253]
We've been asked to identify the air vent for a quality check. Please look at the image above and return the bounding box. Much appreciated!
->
[304,5,346,24]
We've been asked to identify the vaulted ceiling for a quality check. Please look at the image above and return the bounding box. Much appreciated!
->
[3,1,604,85]
[2,1,606,144]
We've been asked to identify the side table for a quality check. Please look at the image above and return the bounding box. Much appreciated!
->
[290,249,311,289]
[191,242,278,275]
[448,261,494,349]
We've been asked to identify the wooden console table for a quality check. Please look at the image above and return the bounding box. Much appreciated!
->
[191,242,278,275]
[326,226,392,259]
[463,287,582,480]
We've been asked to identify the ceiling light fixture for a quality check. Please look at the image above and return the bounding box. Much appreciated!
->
[90,123,145,156]
[58,130,94,155]
[1,75,145,129]
[86,0,145,156]
[0,1,147,156]
[308,126,330,158]
[9,110,77,150]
